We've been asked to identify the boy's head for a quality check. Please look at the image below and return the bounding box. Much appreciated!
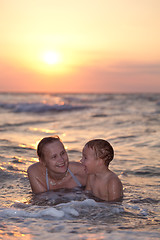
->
[85,139,114,167]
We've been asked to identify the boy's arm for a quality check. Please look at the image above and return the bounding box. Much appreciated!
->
[108,177,123,202]
[27,163,47,194]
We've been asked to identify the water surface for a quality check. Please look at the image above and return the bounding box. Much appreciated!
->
[0,93,159,239]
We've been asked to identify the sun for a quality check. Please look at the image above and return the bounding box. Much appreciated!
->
[36,50,71,75]
[43,51,61,65]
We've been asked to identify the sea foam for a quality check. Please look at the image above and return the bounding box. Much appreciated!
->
[0,199,99,219]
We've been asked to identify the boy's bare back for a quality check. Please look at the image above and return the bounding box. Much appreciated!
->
[86,169,123,201]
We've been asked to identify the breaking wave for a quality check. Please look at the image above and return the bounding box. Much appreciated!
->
[0,102,89,113]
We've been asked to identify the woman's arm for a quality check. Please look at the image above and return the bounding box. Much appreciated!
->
[69,162,87,186]
[27,163,47,194]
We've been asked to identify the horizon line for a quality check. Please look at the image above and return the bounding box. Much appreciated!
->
[0,91,160,94]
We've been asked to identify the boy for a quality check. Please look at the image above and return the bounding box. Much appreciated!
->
[81,139,123,202]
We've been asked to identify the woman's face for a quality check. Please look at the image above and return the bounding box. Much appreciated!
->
[42,140,69,174]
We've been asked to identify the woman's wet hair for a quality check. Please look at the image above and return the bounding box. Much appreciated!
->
[37,135,61,160]
[85,139,114,166]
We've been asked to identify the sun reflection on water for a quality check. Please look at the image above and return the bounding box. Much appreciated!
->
[0,225,32,240]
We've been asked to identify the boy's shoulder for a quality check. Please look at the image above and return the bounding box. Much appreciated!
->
[106,170,123,193]
[107,170,121,182]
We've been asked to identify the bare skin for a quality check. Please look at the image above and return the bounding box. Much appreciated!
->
[81,145,123,202]
[27,140,87,194]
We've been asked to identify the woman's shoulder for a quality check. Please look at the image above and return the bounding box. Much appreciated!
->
[27,162,43,175]
[69,161,85,174]
[69,162,87,186]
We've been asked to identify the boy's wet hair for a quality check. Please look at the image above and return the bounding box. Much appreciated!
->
[85,139,114,166]
[37,135,61,160]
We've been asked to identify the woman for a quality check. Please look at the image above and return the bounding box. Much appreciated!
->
[27,136,87,194]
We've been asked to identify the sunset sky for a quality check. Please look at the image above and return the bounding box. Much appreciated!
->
[1,0,160,93]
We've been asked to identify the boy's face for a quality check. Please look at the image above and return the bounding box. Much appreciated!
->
[81,145,98,174]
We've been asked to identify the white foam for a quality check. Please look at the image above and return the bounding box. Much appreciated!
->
[125,204,140,210]
[39,208,64,218]
[81,199,98,206]
[57,198,98,208]
[0,207,65,219]
[112,207,124,214]
[63,207,79,217]
[124,204,149,217]
[0,208,31,218]
[1,200,136,221]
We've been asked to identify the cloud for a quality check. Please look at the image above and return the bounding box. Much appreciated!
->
[73,61,160,92]
[0,60,160,93]
[110,62,160,75]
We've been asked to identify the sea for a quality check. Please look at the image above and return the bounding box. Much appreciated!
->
[0,92,159,240]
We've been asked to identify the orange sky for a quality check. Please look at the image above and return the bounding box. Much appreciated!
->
[0,0,160,93]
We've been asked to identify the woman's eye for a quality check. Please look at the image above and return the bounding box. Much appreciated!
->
[52,155,57,159]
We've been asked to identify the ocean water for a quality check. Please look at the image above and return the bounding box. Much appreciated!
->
[0,92,159,240]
